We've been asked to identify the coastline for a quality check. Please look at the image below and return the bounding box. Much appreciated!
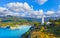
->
[0,25,32,30]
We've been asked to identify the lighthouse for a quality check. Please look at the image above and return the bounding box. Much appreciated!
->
[39,10,44,25]
[41,15,44,25]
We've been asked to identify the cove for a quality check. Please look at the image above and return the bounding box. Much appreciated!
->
[0,26,31,38]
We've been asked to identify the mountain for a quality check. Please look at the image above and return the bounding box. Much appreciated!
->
[0,15,60,22]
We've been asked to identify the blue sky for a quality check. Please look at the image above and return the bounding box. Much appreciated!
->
[0,0,60,11]
[0,0,60,18]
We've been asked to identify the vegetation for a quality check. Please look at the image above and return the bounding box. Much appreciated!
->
[0,16,60,38]
[0,16,40,28]
[22,19,60,38]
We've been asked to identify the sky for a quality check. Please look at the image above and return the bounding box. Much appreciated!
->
[0,0,60,18]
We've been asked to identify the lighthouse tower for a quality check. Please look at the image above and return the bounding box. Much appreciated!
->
[39,10,44,25]
[41,15,44,25]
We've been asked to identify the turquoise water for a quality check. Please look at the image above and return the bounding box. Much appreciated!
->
[0,26,31,38]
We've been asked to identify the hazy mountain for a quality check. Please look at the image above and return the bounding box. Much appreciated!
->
[0,15,60,22]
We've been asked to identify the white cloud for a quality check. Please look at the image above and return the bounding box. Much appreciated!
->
[0,7,8,12]
[3,2,33,17]
[5,2,34,17]
[46,11,55,15]
[21,14,26,17]
[33,10,44,16]
[0,7,20,16]
[23,2,31,11]
[31,9,43,16]
[0,7,8,16]
[33,11,39,15]
[45,11,60,17]
[37,0,48,5]
[6,2,32,13]
[27,9,44,18]
[39,9,44,15]
[57,11,60,13]
[6,2,24,12]
[0,2,60,18]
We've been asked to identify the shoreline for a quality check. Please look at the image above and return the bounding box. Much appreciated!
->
[0,25,32,30]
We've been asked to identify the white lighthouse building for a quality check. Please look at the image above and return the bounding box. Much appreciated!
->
[41,15,44,24]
